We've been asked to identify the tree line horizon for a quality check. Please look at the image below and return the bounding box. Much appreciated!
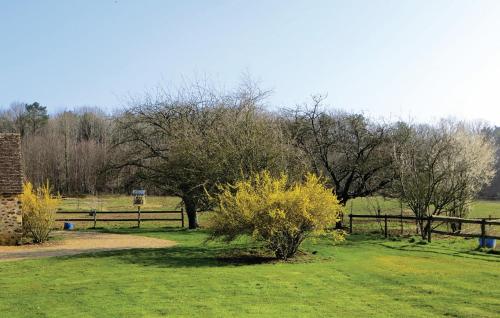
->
[1,81,499,232]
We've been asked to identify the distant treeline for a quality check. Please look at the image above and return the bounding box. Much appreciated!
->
[0,102,133,194]
[481,126,500,199]
[1,87,499,203]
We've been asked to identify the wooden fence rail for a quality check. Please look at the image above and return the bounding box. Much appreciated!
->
[56,208,184,228]
[348,213,500,242]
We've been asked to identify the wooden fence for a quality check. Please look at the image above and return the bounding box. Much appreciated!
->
[56,208,184,228]
[348,214,500,242]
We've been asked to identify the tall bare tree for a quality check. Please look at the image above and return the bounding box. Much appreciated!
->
[112,84,306,228]
[392,121,496,238]
[284,96,395,207]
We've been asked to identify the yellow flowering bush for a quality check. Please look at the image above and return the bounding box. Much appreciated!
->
[19,182,61,243]
[208,171,344,259]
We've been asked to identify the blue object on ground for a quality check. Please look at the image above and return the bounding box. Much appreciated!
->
[478,237,496,248]
[63,222,74,230]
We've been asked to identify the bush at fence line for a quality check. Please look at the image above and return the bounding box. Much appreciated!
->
[19,182,61,243]
[208,171,344,260]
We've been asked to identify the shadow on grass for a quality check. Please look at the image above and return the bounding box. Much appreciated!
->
[89,227,187,235]
[63,227,279,268]
[65,228,500,268]
[379,243,500,263]
[63,245,280,268]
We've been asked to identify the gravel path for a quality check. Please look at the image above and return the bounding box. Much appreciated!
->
[0,231,176,262]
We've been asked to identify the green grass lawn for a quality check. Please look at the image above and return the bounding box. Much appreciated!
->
[0,228,498,317]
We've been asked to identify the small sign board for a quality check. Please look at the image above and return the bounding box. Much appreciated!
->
[132,189,146,206]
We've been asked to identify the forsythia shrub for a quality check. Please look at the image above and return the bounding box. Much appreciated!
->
[19,182,61,243]
[208,171,344,260]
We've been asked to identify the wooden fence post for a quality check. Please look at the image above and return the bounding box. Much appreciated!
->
[349,214,353,234]
[181,208,185,228]
[384,214,388,238]
[400,202,404,235]
[427,216,432,243]
[93,210,97,229]
[480,218,486,247]
[137,206,141,228]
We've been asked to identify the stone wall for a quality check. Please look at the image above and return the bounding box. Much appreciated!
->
[0,133,23,245]
[0,134,23,194]
[0,194,22,245]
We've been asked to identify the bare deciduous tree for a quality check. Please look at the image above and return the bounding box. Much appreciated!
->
[284,96,395,207]
[392,121,496,238]
[113,83,306,229]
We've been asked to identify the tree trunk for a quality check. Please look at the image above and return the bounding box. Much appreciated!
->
[417,218,428,240]
[335,199,347,229]
[450,221,462,233]
[183,196,199,229]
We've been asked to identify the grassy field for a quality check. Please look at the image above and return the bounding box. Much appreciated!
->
[347,197,500,237]
[54,195,500,236]
[59,195,182,212]
[55,196,185,229]
[0,227,498,317]
[347,197,500,219]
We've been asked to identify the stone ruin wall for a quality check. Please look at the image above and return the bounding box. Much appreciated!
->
[0,194,22,245]
[0,133,23,245]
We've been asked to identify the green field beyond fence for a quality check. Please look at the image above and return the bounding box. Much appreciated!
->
[347,197,500,219]
[59,195,500,234]
[59,195,182,212]
[59,195,500,218]
[346,197,500,239]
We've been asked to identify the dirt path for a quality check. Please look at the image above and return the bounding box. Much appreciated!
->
[0,231,176,262]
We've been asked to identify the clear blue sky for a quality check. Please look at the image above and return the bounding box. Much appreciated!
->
[1,0,500,124]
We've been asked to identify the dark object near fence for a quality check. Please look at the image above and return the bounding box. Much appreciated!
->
[63,222,74,230]
[348,214,500,243]
[56,207,185,228]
